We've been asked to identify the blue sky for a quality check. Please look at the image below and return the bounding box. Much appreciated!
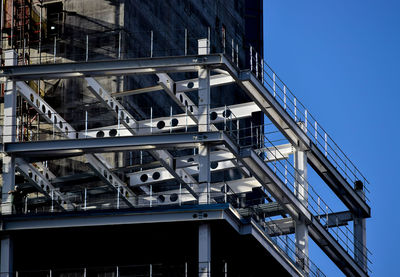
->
[264,0,400,275]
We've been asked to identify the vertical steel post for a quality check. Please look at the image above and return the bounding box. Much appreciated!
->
[224,105,227,131]
[208,26,211,48]
[85,110,88,138]
[354,181,367,272]
[304,110,308,134]
[150,185,152,207]
[224,183,227,203]
[23,38,26,65]
[255,52,258,78]
[51,190,54,212]
[118,31,122,59]
[185,105,188,132]
[284,86,287,110]
[170,106,172,133]
[117,110,120,135]
[39,3,42,63]
[179,184,182,206]
[315,121,318,142]
[198,40,211,277]
[150,107,153,133]
[0,0,3,47]
[2,50,17,216]
[185,28,188,56]
[117,185,120,209]
[284,161,288,185]
[236,119,239,145]
[231,39,234,61]
[10,0,13,48]
[84,188,87,210]
[250,46,253,72]
[236,43,239,67]
[86,35,89,62]
[261,58,264,84]
[53,37,56,63]
[1,235,13,276]
[199,223,211,277]
[294,122,309,272]
[251,122,253,146]
[150,30,153,58]
[318,197,321,220]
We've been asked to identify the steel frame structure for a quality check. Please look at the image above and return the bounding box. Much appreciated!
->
[0,42,370,277]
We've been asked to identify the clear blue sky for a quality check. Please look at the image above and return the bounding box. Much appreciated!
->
[264,0,399,276]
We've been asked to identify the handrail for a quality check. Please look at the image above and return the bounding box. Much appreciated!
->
[249,46,370,200]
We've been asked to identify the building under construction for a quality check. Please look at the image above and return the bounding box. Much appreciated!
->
[0,1,371,276]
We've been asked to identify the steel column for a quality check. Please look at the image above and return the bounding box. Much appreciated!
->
[0,236,13,276]
[199,223,211,277]
[197,61,211,204]
[2,50,17,215]
[294,125,309,272]
[354,181,367,272]
[198,40,211,277]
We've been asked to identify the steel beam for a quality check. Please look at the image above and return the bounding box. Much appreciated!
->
[112,85,163,97]
[265,218,295,237]
[1,204,228,230]
[256,143,294,161]
[237,202,286,218]
[5,132,224,157]
[110,73,234,98]
[265,211,354,237]
[175,73,234,94]
[0,54,226,80]
[79,102,259,138]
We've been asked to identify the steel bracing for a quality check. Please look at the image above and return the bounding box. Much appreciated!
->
[0,40,371,277]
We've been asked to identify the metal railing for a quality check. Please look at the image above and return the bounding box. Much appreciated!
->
[0,187,241,215]
[3,262,214,277]
[250,47,370,200]
[1,27,242,68]
[236,126,372,273]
